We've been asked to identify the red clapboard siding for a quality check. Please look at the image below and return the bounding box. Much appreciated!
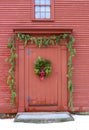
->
[0,0,89,112]
[73,45,89,111]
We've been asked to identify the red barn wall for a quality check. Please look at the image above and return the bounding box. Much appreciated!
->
[0,0,89,113]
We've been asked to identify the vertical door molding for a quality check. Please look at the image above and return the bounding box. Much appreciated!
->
[61,45,68,110]
[24,46,29,111]
[57,46,62,110]
[18,45,25,112]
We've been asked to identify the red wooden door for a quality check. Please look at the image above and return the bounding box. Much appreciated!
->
[25,46,61,111]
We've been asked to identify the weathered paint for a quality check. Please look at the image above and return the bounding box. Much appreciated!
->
[0,0,89,113]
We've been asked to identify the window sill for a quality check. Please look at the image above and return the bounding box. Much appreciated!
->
[32,19,54,22]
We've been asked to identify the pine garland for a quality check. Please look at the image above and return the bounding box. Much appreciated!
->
[7,33,76,109]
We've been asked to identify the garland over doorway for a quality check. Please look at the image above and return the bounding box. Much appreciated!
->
[7,32,76,110]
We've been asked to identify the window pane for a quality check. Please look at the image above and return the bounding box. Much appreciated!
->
[35,12,40,18]
[41,12,45,18]
[35,6,40,12]
[46,6,50,12]
[35,0,40,4]
[41,6,45,12]
[45,0,50,4]
[35,0,51,19]
[46,12,50,18]
[40,0,45,4]
[35,0,50,5]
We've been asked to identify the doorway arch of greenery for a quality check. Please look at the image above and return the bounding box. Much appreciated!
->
[7,33,76,110]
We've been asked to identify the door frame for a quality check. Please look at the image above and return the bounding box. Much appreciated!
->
[15,28,72,112]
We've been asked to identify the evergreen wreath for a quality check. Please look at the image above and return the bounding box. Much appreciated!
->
[34,57,52,80]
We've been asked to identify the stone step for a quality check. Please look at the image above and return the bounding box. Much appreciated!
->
[14,112,74,123]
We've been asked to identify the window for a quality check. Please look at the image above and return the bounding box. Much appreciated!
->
[33,0,54,20]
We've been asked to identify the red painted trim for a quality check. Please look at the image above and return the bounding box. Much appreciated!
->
[31,0,35,20]
[18,45,25,112]
[57,46,62,110]
[24,47,29,111]
[51,0,54,21]
[15,40,19,109]
[28,106,58,112]
[61,45,68,111]
[13,28,73,34]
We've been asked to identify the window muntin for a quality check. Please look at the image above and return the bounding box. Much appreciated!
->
[35,0,51,19]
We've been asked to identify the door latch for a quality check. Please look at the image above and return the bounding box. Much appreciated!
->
[27,96,31,103]
[27,49,31,55]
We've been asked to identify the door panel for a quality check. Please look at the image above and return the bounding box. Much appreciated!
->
[25,46,61,111]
